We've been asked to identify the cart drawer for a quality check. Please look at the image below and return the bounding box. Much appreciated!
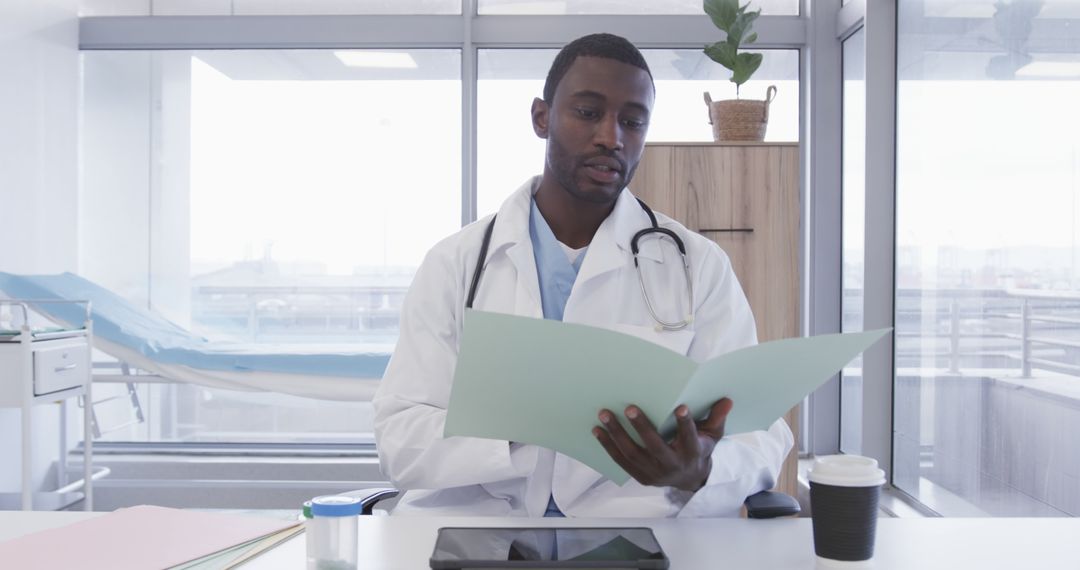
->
[33,342,88,395]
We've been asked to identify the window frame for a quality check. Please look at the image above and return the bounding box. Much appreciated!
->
[856,0,897,486]
[806,0,898,481]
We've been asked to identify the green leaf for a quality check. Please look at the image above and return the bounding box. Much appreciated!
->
[704,41,738,69]
[742,4,761,25]
[727,18,747,44]
[703,0,738,30]
[730,52,763,87]
[731,11,760,42]
[741,1,762,17]
[704,0,763,85]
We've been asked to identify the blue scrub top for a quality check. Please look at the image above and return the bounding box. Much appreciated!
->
[530,198,588,322]
[529,198,588,518]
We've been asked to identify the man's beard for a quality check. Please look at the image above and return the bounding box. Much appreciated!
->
[548,139,632,205]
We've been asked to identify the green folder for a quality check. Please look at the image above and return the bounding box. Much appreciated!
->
[444,310,890,484]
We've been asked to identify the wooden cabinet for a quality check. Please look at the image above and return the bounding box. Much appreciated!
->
[633,142,801,497]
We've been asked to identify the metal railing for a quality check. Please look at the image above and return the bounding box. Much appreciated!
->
[847,288,1080,379]
[190,283,410,343]
[190,283,1080,379]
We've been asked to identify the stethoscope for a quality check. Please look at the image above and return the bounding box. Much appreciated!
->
[465,197,694,331]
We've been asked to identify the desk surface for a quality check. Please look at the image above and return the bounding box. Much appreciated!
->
[3,512,1079,569]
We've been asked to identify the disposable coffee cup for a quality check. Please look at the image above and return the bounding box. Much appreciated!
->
[808,455,886,566]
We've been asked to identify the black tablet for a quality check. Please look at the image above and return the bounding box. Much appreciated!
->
[430,526,670,569]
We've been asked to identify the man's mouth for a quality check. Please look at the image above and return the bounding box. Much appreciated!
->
[582,157,625,185]
[585,163,622,184]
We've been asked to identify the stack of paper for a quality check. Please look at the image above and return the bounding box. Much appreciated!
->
[0,505,302,569]
[445,310,890,483]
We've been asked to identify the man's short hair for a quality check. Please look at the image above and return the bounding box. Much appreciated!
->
[542,33,654,103]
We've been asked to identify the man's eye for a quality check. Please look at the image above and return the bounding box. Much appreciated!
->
[575,108,600,119]
[623,118,647,130]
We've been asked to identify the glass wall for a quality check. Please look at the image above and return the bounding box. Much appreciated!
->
[77,6,808,455]
[81,49,462,443]
[893,0,1080,516]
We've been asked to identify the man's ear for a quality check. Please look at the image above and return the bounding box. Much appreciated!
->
[531,97,550,139]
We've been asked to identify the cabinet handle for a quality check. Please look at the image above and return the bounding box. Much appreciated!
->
[700,228,754,233]
[54,364,78,373]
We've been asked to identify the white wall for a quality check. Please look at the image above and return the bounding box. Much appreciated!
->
[0,0,80,273]
[0,0,81,499]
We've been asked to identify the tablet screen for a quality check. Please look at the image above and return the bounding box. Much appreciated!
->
[431,527,668,569]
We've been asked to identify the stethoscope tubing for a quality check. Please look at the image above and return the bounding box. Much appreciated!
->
[465,197,694,331]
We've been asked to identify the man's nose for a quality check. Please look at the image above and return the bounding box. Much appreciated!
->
[593,114,624,151]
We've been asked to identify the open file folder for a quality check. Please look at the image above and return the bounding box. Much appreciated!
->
[0,505,301,570]
[445,310,890,484]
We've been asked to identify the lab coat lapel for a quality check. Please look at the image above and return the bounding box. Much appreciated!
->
[489,178,543,318]
[506,243,542,317]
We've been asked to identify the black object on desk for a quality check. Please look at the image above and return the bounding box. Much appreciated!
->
[430,527,669,569]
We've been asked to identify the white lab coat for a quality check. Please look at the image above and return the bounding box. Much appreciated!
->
[373,176,793,518]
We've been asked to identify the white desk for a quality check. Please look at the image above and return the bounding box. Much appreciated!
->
[3,512,1079,569]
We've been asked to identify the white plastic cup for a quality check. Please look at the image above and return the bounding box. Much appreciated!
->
[306,495,362,570]
[807,455,886,567]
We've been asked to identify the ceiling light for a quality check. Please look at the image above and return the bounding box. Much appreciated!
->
[334,51,418,69]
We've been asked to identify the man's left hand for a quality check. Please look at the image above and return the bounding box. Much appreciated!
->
[592,398,733,493]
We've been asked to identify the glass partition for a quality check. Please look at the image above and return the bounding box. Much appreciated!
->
[893,1,1080,516]
[81,49,462,444]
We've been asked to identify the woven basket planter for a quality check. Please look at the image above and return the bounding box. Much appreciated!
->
[705,85,777,142]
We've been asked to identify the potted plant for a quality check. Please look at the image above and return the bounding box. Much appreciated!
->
[703,0,777,141]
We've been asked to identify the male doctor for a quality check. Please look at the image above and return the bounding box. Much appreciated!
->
[373,33,792,518]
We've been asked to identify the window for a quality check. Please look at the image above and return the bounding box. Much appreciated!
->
[77,10,807,454]
[840,27,866,454]
[893,1,1080,516]
[81,49,461,444]
[476,50,550,218]
[477,48,800,217]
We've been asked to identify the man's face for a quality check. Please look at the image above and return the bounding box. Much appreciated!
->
[533,56,655,205]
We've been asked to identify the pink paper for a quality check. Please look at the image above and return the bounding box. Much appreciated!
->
[0,505,298,569]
